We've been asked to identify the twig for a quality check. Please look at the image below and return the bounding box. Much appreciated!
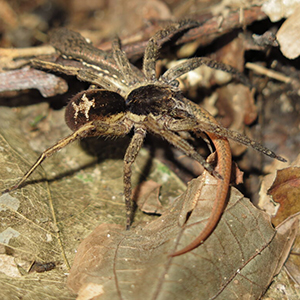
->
[245,62,293,83]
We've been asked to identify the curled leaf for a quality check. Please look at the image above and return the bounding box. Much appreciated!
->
[268,167,300,226]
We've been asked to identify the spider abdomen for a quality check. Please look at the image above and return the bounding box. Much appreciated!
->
[65,89,126,132]
[126,84,176,116]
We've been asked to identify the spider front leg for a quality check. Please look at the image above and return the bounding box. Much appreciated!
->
[168,97,286,162]
[196,122,287,162]
[145,115,221,179]
[123,127,147,229]
[142,19,200,81]
[161,57,251,87]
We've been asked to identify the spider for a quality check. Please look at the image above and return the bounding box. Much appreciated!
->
[5,20,286,256]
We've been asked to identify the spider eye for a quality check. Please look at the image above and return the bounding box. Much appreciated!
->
[126,85,174,115]
[65,89,126,131]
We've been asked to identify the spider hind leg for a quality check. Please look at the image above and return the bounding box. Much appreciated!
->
[3,122,96,194]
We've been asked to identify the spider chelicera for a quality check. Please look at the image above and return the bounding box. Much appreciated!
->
[5,20,286,256]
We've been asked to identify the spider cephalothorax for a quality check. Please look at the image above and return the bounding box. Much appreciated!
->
[5,20,286,256]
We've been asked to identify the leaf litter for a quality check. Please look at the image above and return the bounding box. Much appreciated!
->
[0,1,298,298]
[67,168,296,300]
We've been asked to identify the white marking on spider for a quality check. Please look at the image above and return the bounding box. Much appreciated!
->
[72,93,95,123]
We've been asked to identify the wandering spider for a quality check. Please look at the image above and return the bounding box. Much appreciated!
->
[5,20,286,257]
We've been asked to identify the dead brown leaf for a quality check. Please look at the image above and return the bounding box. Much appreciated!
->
[266,165,300,287]
[268,167,300,227]
[276,4,300,59]
[67,169,296,300]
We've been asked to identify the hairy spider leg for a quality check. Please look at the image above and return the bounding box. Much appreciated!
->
[33,28,132,94]
[3,122,95,194]
[191,119,287,162]
[159,57,287,162]
[165,101,286,162]
[31,56,127,95]
[142,19,200,81]
[50,28,116,70]
[161,56,252,87]
[145,115,221,179]
[110,36,147,228]
[123,127,147,229]
[112,37,141,86]
[50,28,128,93]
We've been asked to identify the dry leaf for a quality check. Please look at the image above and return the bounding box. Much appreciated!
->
[268,166,300,286]
[268,167,300,226]
[276,5,300,59]
[262,0,300,22]
[67,171,296,300]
